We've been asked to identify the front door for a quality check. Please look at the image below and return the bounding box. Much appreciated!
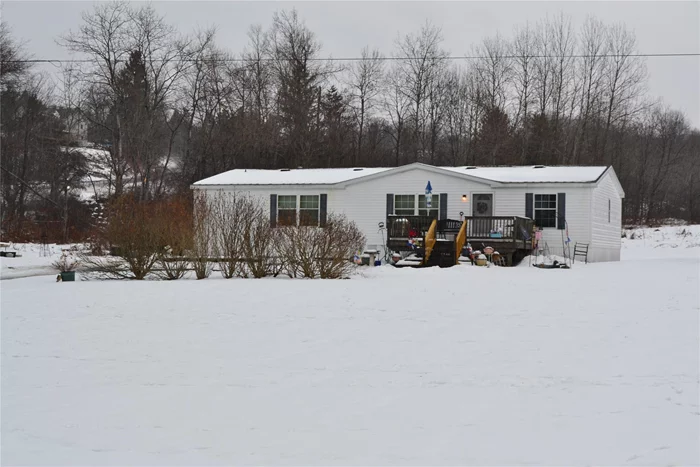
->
[472,194,493,237]
[472,194,493,217]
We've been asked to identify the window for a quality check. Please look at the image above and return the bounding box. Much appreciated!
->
[277,195,321,227]
[608,199,611,223]
[534,194,557,228]
[418,194,439,218]
[394,195,416,216]
[299,195,320,226]
[394,194,440,217]
[277,195,297,226]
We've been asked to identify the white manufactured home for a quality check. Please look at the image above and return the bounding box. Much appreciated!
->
[192,163,625,263]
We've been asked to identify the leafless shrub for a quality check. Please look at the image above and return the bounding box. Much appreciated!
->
[194,191,286,279]
[78,196,161,279]
[79,254,131,280]
[209,191,256,278]
[316,214,365,279]
[51,251,80,272]
[241,204,278,278]
[79,195,194,280]
[276,213,365,279]
[191,191,214,279]
[154,198,193,280]
[155,248,191,281]
[277,225,320,278]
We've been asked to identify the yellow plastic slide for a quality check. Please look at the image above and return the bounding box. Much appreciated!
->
[455,219,468,264]
[423,219,437,265]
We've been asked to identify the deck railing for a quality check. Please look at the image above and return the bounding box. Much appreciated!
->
[386,215,436,240]
[387,215,533,243]
[466,216,533,240]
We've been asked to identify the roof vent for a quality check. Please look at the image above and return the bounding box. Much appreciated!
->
[280,168,291,172]
[353,168,363,171]
[465,166,477,170]
[533,165,546,169]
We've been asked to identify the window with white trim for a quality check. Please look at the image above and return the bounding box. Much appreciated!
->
[394,194,439,218]
[299,195,320,226]
[534,194,557,228]
[277,194,321,227]
[277,195,297,226]
[394,195,416,216]
[418,195,438,218]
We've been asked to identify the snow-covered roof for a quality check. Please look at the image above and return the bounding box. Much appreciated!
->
[440,166,608,183]
[192,164,609,186]
[193,167,393,186]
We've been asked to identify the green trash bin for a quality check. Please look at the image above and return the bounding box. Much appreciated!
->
[60,271,76,282]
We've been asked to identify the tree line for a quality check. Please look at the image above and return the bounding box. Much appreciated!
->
[1,2,699,241]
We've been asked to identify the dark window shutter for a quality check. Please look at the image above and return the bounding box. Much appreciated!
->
[270,194,277,228]
[319,194,328,227]
[525,193,533,219]
[439,193,448,219]
[557,193,566,229]
[386,193,394,216]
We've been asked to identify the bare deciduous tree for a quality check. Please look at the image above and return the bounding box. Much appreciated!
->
[473,33,512,112]
[348,46,383,166]
[394,22,448,161]
[383,66,412,166]
[511,23,537,163]
[600,23,647,165]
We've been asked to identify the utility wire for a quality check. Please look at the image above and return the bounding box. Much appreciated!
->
[0,166,61,209]
[2,52,699,64]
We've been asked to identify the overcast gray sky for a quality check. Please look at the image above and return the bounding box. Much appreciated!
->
[3,1,699,128]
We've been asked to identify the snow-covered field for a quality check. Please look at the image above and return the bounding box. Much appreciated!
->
[623,224,700,258]
[2,226,699,465]
[0,243,74,280]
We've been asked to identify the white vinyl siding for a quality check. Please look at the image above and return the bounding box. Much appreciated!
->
[590,170,623,261]
[341,168,491,252]
[194,165,622,263]
[495,186,593,254]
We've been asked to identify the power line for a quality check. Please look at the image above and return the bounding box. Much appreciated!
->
[2,52,699,65]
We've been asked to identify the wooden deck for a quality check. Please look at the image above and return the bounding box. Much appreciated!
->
[386,215,535,265]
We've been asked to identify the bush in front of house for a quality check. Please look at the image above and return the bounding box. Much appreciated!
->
[81,195,193,280]
[154,198,193,280]
[315,214,366,279]
[204,191,364,279]
[209,191,249,279]
[241,206,283,278]
[191,192,214,280]
[277,224,320,278]
[277,214,365,279]
[80,191,364,280]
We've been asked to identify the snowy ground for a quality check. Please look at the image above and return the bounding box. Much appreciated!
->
[623,224,700,259]
[0,243,76,280]
[1,227,699,465]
